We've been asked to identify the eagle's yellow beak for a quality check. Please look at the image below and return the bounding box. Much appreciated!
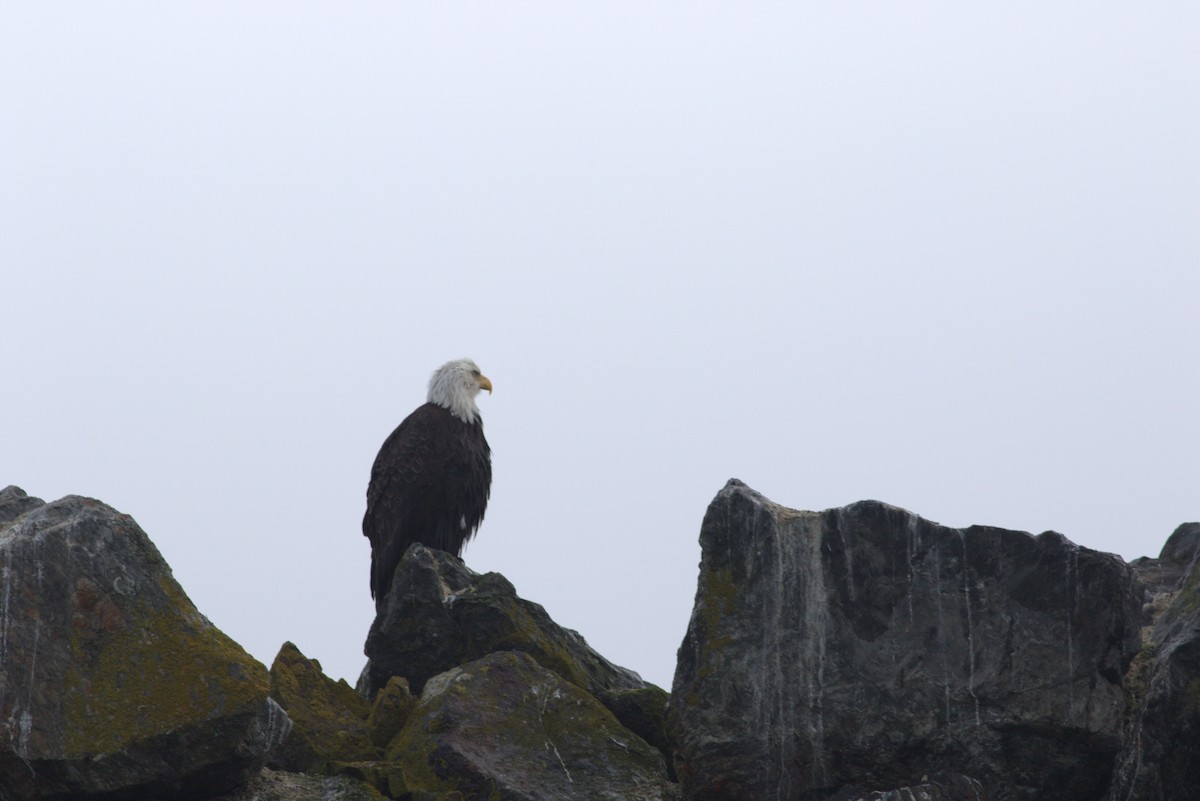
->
[478,375,493,395]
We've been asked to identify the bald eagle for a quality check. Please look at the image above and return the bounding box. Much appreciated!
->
[363,358,492,608]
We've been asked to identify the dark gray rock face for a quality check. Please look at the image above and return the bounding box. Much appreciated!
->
[1109,523,1200,801]
[0,487,290,800]
[362,544,648,701]
[387,650,680,801]
[828,774,989,801]
[0,487,43,524]
[670,480,1143,801]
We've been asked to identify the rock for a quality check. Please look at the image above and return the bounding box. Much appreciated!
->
[206,767,389,801]
[322,760,408,798]
[1156,523,1200,566]
[828,774,990,801]
[670,480,1143,801]
[361,544,649,702]
[267,641,377,772]
[386,650,680,801]
[0,490,291,800]
[0,486,43,524]
[359,547,678,798]
[598,685,675,779]
[366,675,416,749]
[1129,523,1200,624]
[1109,522,1200,801]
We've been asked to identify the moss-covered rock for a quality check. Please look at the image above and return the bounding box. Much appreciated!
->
[1111,522,1200,801]
[0,489,290,800]
[367,675,416,749]
[387,650,679,800]
[268,641,378,772]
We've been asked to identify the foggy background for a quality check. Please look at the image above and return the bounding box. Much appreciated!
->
[2,3,1196,689]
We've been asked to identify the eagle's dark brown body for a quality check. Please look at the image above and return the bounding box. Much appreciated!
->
[363,401,491,607]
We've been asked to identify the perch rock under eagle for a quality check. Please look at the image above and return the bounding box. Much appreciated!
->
[363,358,492,608]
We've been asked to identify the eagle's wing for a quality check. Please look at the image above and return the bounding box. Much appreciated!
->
[363,403,444,602]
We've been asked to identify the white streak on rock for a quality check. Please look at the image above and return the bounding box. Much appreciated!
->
[1065,541,1079,725]
[959,530,981,726]
[531,682,574,785]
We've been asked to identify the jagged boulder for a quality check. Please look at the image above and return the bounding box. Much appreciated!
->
[267,641,377,772]
[0,486,291,800]
[365,675,416,750]
[670,480,1143,801]
[361,544,650,702]
[1109,523,1200,801]
[386,650,680,800]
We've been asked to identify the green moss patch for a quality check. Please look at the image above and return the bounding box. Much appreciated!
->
[63,574,268,757]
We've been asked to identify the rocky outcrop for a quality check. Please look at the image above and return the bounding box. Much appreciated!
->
[359,544,678,797]
[361,545,647,701]
[670,480,1144,801]
[7,478,1196,801]
[268,641,377,772]
[1108,523,1200,801]
[0,485,677,801]
[386,650,680,801]
[0,486,291,800]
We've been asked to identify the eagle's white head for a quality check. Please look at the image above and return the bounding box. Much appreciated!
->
[427,358,492,424]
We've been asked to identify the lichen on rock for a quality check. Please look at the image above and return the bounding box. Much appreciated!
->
[0,487,289,800]
[267,641,377,772]
[386,650,680,801]
[366,675,416,750]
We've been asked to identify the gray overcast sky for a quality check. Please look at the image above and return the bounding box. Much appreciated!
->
[2,3,1196,689]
